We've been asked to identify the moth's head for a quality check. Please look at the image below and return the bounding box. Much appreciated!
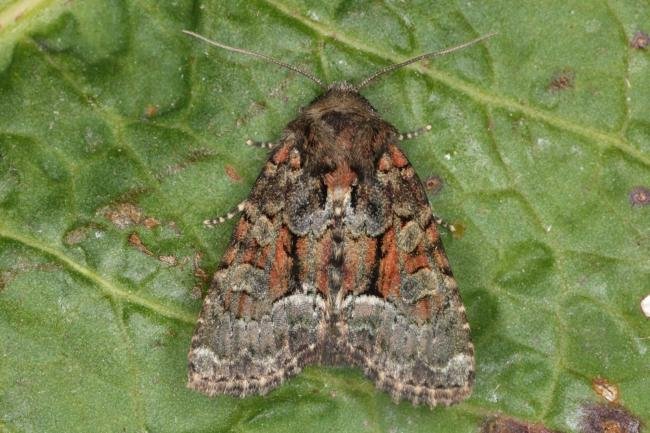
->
[327,81,357,93]
[307,80,374,114]
[305,82,376,119]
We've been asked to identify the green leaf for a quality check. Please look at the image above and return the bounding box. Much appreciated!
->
[1,1,648,432]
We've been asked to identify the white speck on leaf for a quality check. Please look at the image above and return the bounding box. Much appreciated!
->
[641,294,650,318]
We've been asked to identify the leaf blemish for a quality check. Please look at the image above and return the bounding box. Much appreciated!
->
[144,104,159,118]
[548,69,575,92]
[63,224,100,245]
[424,174,443,194]
[101,203,161,230]
[128,232,154,256]
[101,202,144,228]
[628,186,650,207]
[482,415,559,433]
[192,251,209,298]
[591,377,619,403]
[580,403,641,433]
[225,164,243,183]
[629,31,649,49]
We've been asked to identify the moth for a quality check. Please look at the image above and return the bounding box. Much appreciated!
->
[183,30,494,407]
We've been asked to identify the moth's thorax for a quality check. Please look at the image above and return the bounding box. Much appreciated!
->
[290,86,397,177]
[303,85,376,119]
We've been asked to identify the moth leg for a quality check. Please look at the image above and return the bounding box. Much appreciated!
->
[203,201,247,227]
[245,138,278,149]
[397,124,432,141]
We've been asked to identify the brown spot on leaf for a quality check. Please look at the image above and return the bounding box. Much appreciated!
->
[143,217,160,229]
[549,69,575,92]
[193,252,208,283]
[144,105,158,118]
[103,203,143,228]
[159,255,177,266]
[592,377,619,403]
[629,186,650,207]
[482,416,559,433]
[1,261,60,291]
[425,175,444,194]
[101,203,163,231]
[63,229,87,245]
[63,224,99,245]
[580,403,641,433]
[630,31,649,49]
[224,164,242,183]
[189,254,207,297]
[128,232,153,256]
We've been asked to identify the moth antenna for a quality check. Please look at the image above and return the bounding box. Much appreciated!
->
[182,30,326,89]
[356,32,497,90]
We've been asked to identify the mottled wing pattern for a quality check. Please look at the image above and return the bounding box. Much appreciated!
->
[188,139,327,397]
[337,144,474,406]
